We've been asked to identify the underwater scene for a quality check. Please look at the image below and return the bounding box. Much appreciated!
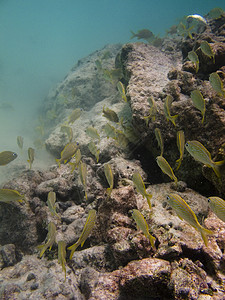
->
[1,0,225,299]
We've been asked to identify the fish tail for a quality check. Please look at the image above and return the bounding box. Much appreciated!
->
[55,158,61,167]
[199,225,214,247]
[148,233,156,248]
[213,160,225,178]
[37,244,47,258]
[146,193,152,209]
[171,115,178,126]
[175,158,182,170]
[201,113,205,124]
[130,30,136,39]
[68,242,79,260]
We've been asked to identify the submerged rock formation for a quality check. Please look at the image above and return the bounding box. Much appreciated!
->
[1,12,225,300]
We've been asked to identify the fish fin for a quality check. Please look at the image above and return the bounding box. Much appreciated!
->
[199,226,214,247]
[148,233,156,248]
[171,115,178,126]
[175,158,182,170]
[130,30,135,39]
[213,160,224,178]
[68,242,79,260]
[146,193,152,209]
[55,158,61,167]
[177,213,183,220]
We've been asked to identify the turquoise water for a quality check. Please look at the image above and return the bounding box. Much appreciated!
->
[0,0,224,179]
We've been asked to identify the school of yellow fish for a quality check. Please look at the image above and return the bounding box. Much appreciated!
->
[0,10,225,279]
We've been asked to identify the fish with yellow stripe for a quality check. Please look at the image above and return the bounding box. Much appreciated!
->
[208,196,225,223]
[68,209,96,259]
[185,140,224,178]
[166,193,213,246]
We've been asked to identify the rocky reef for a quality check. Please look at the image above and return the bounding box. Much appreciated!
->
[1,13,225,300]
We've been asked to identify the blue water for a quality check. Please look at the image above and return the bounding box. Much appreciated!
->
[0,0,224,176]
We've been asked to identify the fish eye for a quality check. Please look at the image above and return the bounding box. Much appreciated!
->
[207,198,210,203]
[185,142,189,147]
[13,153,17,157]
[166,196,170,200]
[76,142,79,145]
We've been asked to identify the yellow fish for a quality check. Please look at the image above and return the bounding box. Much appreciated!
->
[164,95,178,126]
[156,156,178,184]
[144,96,158,124]
[176,130,185,170]
[17,136,23,151]
[0,189,25,203]
[60,125,73,142]
[38,222,56,258]
[188,50,199,73]
[185,140,224,178]
[27,147,35,169]
[117,81,127,102]
[68,209,96,259]
[103,123,116,139]
[190,90,206,123]
[0,151,17,166]
[68,108,82,124]
[102,106,119,123]
[154,128,164,156]
[131,209,155,248]
[166,193,213,246]
[86,126,100,140]
[104,163,114,198]
[58,240,67,281]
[47,191,60,219]
[69,149,82,173]
[79,161,88,200]
[88,141,100,163]
[209,72,225,97]
[56,142,79,167]
[208,196,225,222]
[132,172,152,209]
[200,41,215,64]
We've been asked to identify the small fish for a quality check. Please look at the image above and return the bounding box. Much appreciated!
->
[102,106,119,123]
[56,142,79,167]
[27,147,35,169]
[166,193,213,246]
[117,81,127,102]
[38,222,56,258]
[156,156,178,185]
[86,126,100,140]
[0,151,17,166]
[131,209,155,248]
[144,97,158,124]
[132,172,152,209]
[209,72,225,97]
[114,129,129,149]
[130,29,154,41]
[47,191,60,219]
[69,149,82,173]
[0,188,25,203]
[60,125,73,142]
[164,95,178,126]
[176,130,185,170]
[58,240,67,280]
[208,7,224,20]
[104,163,114,198]
[188,51,199,73]
[79,161,88,200]
[177,22,194,39]
[88,141,100,163]
[208,196,225,223]
[187,14,207,24]
[68,209,96,259]
[17,136,23,151]
[185,140,224,178]
[200,41,215,63]
[190,90,206,123]
[103,123,116,139]
[68,108,82,124]
[154,128,164,156]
